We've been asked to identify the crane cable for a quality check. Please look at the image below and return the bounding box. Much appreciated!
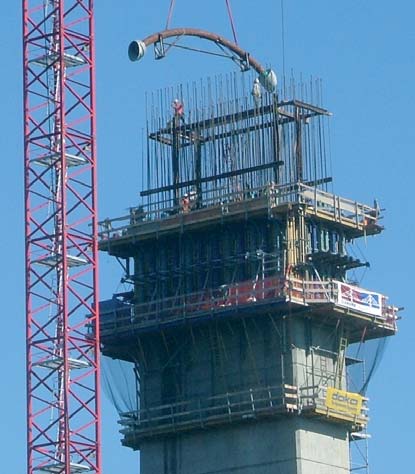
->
[280,0,286,87]
[165,0,239,45]
[165,0,176,30]
[224,0,238,45]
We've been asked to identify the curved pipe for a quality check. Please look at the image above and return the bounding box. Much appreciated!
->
[129,27,265,74]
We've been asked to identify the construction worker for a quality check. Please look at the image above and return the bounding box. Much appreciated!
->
[102,218,112,239]
[181,193,190,213]
[364,200,380,227]
[188,187,198,209]
[251,78,262,107]
[130,205,145,225]
[172,98,185,123]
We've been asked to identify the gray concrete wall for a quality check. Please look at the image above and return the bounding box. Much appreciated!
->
[140,418,349,474]
[295,418,350,474]
[141,421,297,474]
[136,316,350,474]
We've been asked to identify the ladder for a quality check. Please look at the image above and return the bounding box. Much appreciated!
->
[335,337,348,389]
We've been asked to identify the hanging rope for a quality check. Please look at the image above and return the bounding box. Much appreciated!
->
[165,0,176,30]
[280,0,286,81]
[225,0,238,45]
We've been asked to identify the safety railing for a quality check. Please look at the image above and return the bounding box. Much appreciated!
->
[98,182,269,240]
[296,184,380,227]
[97,182,381,241]
[99,277,287,332]
[287,278,398,327]
[118,384,298,439]
[286,277,336,304]
[99,277,397,335]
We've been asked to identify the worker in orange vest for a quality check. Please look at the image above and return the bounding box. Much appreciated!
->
[172,98,185,123]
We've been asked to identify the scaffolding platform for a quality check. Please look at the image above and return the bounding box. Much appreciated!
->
[31,152,89,168]
[33,254,88,268]
[98,182,382,257]
[33,357,90,370]
[34,462,90,473]
[118,384,298,448]
[116,381,368,447]
[30,52,87,68]
[98,277,397,347]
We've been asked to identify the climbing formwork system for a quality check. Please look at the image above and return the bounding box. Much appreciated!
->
[97,31,398,474]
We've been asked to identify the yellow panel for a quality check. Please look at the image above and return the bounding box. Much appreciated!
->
[326,388,363,416]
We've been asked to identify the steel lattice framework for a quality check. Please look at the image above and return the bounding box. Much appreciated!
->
[23,1,101,473]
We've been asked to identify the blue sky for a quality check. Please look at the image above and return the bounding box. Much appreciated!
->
[1,1,414,472]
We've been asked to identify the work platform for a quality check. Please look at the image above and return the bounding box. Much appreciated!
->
[116,382,368,449]
[98,276,397,347]
[98,181,382,257]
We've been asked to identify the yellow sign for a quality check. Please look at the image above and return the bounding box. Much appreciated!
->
[326,388,363,416]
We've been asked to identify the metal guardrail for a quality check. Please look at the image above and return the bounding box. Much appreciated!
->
[297,184,379,227]
[118,384,298,438]
[97,182,380,240]
[99,278,287,333]
[117,382,368,440]
[99,277,397,334]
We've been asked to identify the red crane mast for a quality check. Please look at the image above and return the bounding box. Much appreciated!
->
[23,1,101,473]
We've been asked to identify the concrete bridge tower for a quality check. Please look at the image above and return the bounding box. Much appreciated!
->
[97,71,397,474]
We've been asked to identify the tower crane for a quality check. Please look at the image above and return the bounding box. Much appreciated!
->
[23,1,101,473]
[22,2,276,474]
